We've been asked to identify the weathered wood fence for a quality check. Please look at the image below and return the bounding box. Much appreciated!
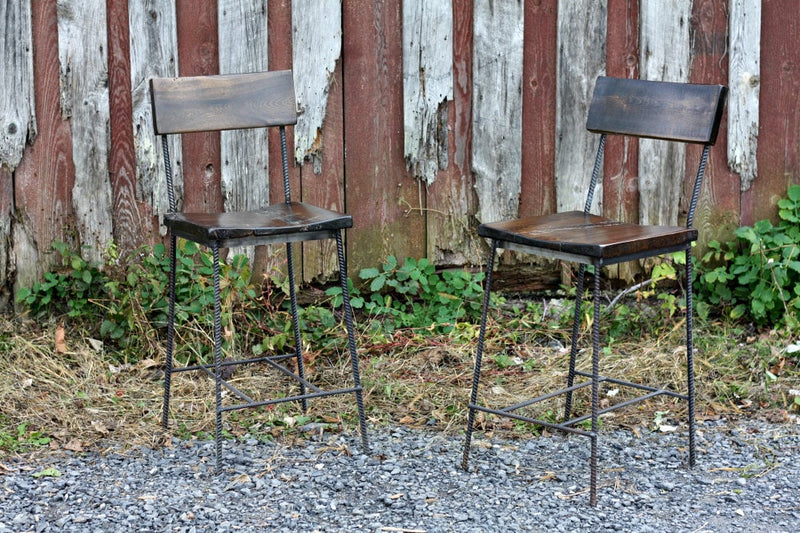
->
[2,0,799,310]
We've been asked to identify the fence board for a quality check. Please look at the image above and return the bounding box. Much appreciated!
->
[728,0,760,191]
[472,0,524,224]
[402,0,453,185]
[426,0,480,265]
[638,0,691,226]
[555,0,606,214]
[107,0,151,255]
[218,0,269,266]
[342,0,425,268]
[57,0,114,263]
[129,0,180,235]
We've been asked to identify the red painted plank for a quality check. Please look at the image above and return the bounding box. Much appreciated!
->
[107,0,153,254]
[14,0,76,276]
[688,0,740,243]
[603,0,639,225]
[342,0,425,270]
[751,0,800,225]
[519,0,557,218]
[176,0,221,213]
[426,0,479,266]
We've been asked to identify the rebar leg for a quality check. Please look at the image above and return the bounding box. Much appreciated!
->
[212,244,223,473]
[162,234,178,430]
[462,241,498,471]
[285,242,308,411]
[564,264,586,421]
[685,246,696,468]
[589,265,601,506]
[336,232,368,450]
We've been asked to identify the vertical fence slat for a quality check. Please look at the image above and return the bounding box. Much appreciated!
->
[426,0,480,265]
[402,0,453,185]
[129,0,180,235]
[472,1,524,224]
[555,0,607,214]
[108,0,151,255]
[218,0,269,267]
[728,0,760,192]
[57,0,113,263]
[520,0,557,219]
[638,0,691,226]
[343,1,425,270]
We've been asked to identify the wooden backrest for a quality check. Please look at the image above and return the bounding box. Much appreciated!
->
[150,70,296,135]
[586,77,727,144]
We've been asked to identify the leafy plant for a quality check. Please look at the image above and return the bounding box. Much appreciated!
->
[696,184,800,331]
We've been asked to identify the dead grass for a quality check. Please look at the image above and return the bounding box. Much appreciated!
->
[1,311,798,459]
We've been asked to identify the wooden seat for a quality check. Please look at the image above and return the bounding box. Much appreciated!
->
[150,71,368,471]
[462,76,727,505]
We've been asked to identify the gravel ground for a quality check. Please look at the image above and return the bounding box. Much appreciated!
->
[1,418,798,532]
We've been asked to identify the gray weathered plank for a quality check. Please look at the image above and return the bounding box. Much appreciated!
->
[638,0,691,226]
[728,0,760,191]
[292,0,340,172]
[129,0,180,234]
[555,0,607,214]
[1,0,36,171]
[472,0,524,224]
[57,0,113,262]
[402,0,453,185]
[218,0,269,264]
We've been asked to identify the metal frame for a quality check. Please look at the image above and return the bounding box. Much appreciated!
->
[160,128,368,472]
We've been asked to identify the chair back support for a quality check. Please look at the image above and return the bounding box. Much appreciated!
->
[150,70,297,135]
[586,77,727,144]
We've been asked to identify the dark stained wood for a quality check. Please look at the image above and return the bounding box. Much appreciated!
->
[480,210,696,261]
[342,0,425,270]
[176,0,221,214]
[750,0,800,225]
[150,72,297,134]
[688,0,741,244]
[107,0,153,254]
[586,77,727,144]
[519,0,557,218]
[13,0,76,285]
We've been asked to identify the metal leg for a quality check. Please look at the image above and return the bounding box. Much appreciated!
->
[685,246,696,468]
[212,243,223,473]
[564,264,586,421]
[285,242,308,411]
[162,234,177,430]
[462,241,498,471]
[336,232,368,450]
[589,265,601,506]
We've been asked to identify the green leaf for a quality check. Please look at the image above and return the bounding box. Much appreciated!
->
[32,467,62,478]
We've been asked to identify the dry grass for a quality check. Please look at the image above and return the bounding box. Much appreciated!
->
[1,311,798,459]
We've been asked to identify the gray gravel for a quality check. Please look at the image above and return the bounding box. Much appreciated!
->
[1,418,798,532]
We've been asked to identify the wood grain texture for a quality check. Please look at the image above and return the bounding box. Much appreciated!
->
[292,0,340,171]
[402,0,453,185]
[57,0,114,263]
[472,0,524,224]
[1,0,36,171]
[129,0,180,233]
[727,0,760,191]
[638,0,691,226]
[107,0,152,254]
[218,0,269,266]
[426,0,481,265]
[555,0,606,214]
[688,0,740,248]
[176,0,220,214]
[749,0,800,225]
[520,0,557,219]
[342,0,425,270]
